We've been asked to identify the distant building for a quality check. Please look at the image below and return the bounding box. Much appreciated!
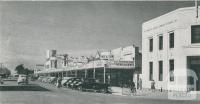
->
[64,56,89,68]
[111,47,122,61]
[45,50,58,69]
[34,64,45,76]
[142,7,200,91]
[95,50,114,60]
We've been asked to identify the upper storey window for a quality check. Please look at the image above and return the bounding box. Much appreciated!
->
[159,35,163,50]
[169,32,174,48]
[149,38,153,52]
[191,25,200,43]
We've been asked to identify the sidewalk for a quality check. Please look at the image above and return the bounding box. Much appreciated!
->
[111,87,167,97]
[110,87,200,100]
[34,81,200,101]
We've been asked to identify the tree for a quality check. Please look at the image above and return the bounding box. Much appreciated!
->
[28,69,34,74]
[0,67,11,78]
[15,64,25,74]
[15,64,33,75]
[25,68,34,75]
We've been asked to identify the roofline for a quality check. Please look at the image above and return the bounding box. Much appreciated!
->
[143,6,199,26]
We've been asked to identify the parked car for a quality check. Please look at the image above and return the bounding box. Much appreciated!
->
[72,78,110,93]
[49,77,57,84]
[46,77,52,83]
[17,75,28,85]
[30,75,38,81]
[65,78,78,88]
[38,76,45,82]
[68,78,82,89]
[42,77,53,83]
[61,77,74,86]
[3,76,18,81]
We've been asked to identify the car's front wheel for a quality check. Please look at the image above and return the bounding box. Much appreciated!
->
[100,88,107,93]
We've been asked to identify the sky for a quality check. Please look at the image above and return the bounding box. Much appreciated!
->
[0,1,195,72]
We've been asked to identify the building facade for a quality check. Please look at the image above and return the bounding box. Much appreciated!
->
[37,45,141,87]
[45,50,58,69]
[142,7,200,91]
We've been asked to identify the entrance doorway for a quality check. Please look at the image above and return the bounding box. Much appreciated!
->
[187,56,200,91]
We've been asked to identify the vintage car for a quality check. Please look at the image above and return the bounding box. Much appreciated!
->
[17,75,28,85]
[71,78,110,93]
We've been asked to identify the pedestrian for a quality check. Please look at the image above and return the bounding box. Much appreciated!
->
[57,77,62,88]
[139,78,142,90]
[151,80,155,92]
[0,76,3,84]
[0,76,2,84]
[130,81,136,95]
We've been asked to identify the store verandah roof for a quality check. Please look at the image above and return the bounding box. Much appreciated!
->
[37,60,135,74]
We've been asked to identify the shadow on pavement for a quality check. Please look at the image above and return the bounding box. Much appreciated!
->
[0,85,50,91]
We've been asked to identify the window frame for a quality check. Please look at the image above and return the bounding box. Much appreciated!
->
[169,59,174,82]
[149,62,153,81]
[191,25,200,43]
[149,38,153,52]
[158,35,163,50]
[169,32,174,48]
[158,60,163,81]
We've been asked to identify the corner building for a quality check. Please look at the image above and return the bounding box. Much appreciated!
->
[142,7,200,91]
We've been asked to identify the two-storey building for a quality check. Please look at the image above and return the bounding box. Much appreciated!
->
[142,7,200,91]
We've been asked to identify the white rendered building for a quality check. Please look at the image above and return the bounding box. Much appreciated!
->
[142,7,200,91]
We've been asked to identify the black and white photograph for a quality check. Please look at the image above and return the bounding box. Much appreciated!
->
[0,0,200,104]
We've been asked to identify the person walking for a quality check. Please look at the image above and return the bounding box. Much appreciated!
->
[57,77,62,88]
[139,78,142,90]
[0,76,3,84]
[130,81,136,95]
[151,80,155,92]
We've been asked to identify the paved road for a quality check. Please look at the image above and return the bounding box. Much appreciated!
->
[0,81,199,104]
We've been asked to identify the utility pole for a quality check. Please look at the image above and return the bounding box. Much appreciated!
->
[103,64,106,83]
[85,69,87,78]
[93,57,96,79]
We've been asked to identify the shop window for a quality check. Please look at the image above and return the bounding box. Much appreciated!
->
[169,32,174,48]
[149,62,153,81]
[159,61,163,81]
[159,35,163,50]
[191,25,200,43]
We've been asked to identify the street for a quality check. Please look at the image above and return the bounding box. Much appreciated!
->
[1,1,200,104]
[0,81,200,104]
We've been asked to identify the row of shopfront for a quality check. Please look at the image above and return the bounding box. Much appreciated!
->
[37,60,137,87]
[36,46,141,87]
